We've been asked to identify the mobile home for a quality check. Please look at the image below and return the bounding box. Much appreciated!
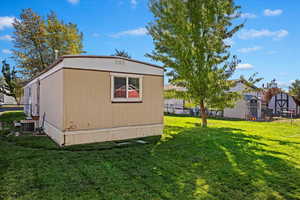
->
[23,55,164,146]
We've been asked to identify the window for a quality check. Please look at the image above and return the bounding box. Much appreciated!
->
[111,73,143,102]
[114,77,127,98]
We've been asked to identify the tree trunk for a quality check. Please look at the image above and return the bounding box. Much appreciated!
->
[200,100,207,127]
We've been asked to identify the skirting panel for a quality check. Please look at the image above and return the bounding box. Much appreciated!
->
[44,121,64,146]
[63,124,163,146]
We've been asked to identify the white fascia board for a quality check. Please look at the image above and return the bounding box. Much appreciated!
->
[25,62,64,87]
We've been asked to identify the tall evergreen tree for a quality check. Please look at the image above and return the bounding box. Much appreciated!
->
[0,60,23,105]
[12,9,84,79]
[147,0,244,127]
[111,49,131,58]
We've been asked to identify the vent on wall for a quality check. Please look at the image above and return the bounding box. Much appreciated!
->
[115,59,125,65]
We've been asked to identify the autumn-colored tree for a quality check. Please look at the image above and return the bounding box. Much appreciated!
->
[45,11,84,61]
[12,9,84,79]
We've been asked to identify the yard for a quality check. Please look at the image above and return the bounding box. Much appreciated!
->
[0,112,300,200]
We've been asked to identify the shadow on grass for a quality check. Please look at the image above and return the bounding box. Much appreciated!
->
[154,125,300,199]
[0,119,299,199]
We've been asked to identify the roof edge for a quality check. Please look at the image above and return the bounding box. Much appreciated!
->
[24,55,163,87]
[61,55,162,69]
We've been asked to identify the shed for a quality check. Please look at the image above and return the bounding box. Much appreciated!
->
[223,80,262,120]
[23,55,164,146]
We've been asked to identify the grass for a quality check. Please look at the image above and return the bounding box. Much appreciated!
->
[0,112,300,200]
[0,111,25,122]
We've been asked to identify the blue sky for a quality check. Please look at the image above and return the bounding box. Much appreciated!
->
[0,0,299,88]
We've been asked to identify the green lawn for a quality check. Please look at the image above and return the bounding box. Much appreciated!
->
[0,111,26,123]
[0,112,300,200]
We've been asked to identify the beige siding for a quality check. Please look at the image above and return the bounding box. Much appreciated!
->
[31,82,39,116]
[40,69,64,130]
[23,82,38,116]
[224,99,248,119]
[63,68,164,131]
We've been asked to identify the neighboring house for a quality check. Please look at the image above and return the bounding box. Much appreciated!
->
[0,84,17,105]
[164,84,189,114]
[261,79,300,117]
[223,80,262,120]
[267,92,300,116]
[164,81,261,118]
[224,80,300,119]
[0,93,17,105]
[23,55,164,146]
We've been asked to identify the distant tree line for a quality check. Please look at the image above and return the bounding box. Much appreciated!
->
[0,9,84,104]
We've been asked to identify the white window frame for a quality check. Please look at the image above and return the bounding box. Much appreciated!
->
[111,73,143,102]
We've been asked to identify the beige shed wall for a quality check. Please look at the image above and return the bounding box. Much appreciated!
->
[223,99,248,119]
[63,68,164,131]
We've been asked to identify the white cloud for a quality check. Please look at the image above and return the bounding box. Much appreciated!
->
[0,35,13,41]
[92,33,100,37]
[0,16,15,30]
[264,9,283,16]
[266,50,277,55]
[237,46,262,53]
[2,49,12,54]
[240,13,257,19]
[224,38,235,46]
[236,63,254,70]
[131,0,137,7]
[278,80,293,89]
[110,27,147,38]
[67,0,79,4]
[238,29,288,40]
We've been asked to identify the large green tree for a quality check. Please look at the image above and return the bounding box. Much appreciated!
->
[289,79,300,101]
[12,9,84,79]
[0,60,24,105]
[147,0,244,127]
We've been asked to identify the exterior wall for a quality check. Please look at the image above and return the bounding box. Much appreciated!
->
[268,93,300,114]
[1,94,17,105]
[34,70,64,145]
[23,82,38,116]
[224,99,248,119]
[223,82,263,119]
[23,70,64,145]
[63,68,164,132]
[39,69,64,129]
[164,98,187,114]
